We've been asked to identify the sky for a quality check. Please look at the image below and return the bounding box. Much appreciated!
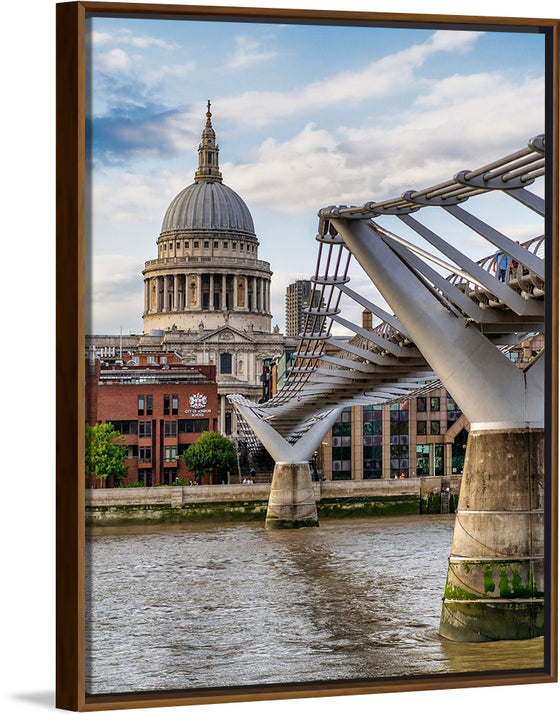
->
[86,13,546,335]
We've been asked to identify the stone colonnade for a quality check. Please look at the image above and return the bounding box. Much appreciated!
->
[144,273,271,315]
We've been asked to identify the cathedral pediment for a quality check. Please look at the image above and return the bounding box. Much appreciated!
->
[198,325,256,344]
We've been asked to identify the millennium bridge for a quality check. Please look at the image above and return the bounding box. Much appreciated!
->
[228,135,547,643]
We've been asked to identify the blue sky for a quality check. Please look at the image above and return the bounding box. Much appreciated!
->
[86,14,545,334]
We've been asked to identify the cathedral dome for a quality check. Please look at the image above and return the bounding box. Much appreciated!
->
[161,180,255,235]
[160,101,255,238]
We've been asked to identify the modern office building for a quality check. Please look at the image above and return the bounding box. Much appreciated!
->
[285,279,322,337]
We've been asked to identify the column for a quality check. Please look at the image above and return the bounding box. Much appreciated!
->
[233,275,238,309]
[351,405,363,480]
[186,274,191,308]
[220,395,226,434]
[252,276,257,312]
[163,275,170,312]
[157,276,162,312]
[259,278,264,313]
[173,275,178,312]
[199,273,203,309]
[209,274,214,310]
[221,274,227,310]
[144,279,149,314]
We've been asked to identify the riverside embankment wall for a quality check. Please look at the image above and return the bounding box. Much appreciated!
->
[86,476,461,525]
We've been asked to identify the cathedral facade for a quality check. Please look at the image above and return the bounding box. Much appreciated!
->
[88,104,297,437]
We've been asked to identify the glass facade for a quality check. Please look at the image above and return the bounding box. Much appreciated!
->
[332,408,352,480]
[323,389,465,480]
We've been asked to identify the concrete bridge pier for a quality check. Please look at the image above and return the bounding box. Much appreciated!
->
[265,461,319,529]
[440,427,544,641]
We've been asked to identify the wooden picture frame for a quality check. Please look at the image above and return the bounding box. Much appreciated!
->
[56,2,559,710]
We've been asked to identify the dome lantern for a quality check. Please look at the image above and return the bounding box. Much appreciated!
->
[194,100,223,184]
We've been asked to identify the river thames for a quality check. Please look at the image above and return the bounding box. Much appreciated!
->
[85,515,543,695]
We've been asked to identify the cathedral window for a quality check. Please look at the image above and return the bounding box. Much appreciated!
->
[220,353,232,374]
[214,241,218,248]
[223,241,228,248]
[204,241,209,248]
[194,241,199,248]
[232,242,237,250]
[184,241,189,248]
[240,243,244,250]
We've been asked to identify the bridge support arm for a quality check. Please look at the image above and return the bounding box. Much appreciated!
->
[331,218,541,430]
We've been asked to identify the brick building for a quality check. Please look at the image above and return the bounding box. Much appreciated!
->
[86,350,220,487]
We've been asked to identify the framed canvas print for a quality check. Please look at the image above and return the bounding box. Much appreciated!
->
[56,1,559,710]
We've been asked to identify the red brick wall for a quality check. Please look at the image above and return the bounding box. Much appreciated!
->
[85,360,220,487]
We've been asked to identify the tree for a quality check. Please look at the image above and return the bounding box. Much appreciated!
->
[182,431,237,482]
[85,422,128,485]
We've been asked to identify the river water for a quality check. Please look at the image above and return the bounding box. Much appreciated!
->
[85,515,543,695]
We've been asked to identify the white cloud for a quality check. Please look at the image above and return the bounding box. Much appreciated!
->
[90,29,177,52]
[86,254,144,334]
[97,48,131,73]
[213,30,483,128]
[221,72,544,213]
[226,36,277,69]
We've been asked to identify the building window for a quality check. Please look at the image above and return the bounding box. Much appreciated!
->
[178,419,209,433]
[220,353,232,374]
[452,429,468,474]
[163,468,177,485]
[232,242,237,250]
[434,444,444,476]
[111,421,138,435]
[417,420,427,435]
[138,469,152,487]
[390,444,409,476]
[214,241,218,248]
[138,421,152,438]
[240,243,244,250]
[332,408,352,480]
[184,241,189,248]
[417,397,426,412]
[164,446,177,462]
[416,445,430,476]
[146,395,153,416]
[172,394,178,415]
[204,241,209,248]
[139,446,152,463]
[164,421,177,438]
[224,241,228,248]
[363,444,382,479]
[137,395,145,416]
[176,242,180,249]
[194,241,199,248]
[430,396,440,411]
[430,421,440,435]
[164,394,170,415]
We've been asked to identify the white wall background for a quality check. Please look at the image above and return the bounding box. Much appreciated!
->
[1,1,557,713]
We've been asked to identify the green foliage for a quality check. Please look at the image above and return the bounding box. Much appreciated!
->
[182,431,237,478]
[85,422,128,484]
[118,480,145,488]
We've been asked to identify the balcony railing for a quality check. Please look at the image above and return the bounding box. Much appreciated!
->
[144,256,271,271]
